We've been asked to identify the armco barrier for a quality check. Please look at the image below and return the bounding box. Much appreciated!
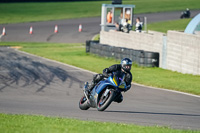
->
[86,40,159,67]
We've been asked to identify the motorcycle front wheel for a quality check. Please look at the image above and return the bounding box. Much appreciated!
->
[79,96,90,110]
[97,89,114,111]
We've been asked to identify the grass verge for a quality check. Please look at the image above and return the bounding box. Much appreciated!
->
[0,42,199,95]
[147,18,192,33]
[0,113,199,133]
[93,34,100,41]
[0,0,199,24]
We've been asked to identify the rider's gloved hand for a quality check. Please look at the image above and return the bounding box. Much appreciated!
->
[103,68,109,77]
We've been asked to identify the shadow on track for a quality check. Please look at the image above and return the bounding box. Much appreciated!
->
[105,110,200,117]
[0,48,83,92]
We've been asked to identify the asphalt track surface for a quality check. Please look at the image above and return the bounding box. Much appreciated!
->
[0,47,200,130]
[0,10,200,43]
[0,10,200,130]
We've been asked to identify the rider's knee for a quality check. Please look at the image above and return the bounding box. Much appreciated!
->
[114,95,123,103]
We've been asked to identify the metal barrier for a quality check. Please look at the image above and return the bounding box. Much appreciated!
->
[86,40,159,67]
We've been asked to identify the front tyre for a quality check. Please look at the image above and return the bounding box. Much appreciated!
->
[97,90,114,111]
[79,96,90,110]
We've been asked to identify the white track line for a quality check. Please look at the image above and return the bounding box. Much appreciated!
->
[12,47,200,99]
[133,82,200,98]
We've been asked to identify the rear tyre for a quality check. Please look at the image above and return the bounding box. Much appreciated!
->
[79,96,90,110]
[97,90,114,111]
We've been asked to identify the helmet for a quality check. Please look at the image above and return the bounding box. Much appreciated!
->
[121,58,132,72]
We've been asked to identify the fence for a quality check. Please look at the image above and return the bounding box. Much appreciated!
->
[166,31,200,75]
[100,30,164,67]
[99,30,200,75]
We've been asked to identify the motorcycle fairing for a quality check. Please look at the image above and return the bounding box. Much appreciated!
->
[95,77,117,94]
[87,72,127,108]
[88,77,116,107]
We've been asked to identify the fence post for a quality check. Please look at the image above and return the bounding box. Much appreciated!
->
[144,17,147,33]
[162,36,167,69]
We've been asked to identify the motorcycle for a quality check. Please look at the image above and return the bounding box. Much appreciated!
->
[180,10,190,19]
[79,71,127,111]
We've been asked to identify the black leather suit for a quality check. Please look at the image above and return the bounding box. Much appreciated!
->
[89,64,132,103]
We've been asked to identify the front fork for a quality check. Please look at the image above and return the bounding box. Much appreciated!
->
[83,82,90,104]
[83,91,90,104]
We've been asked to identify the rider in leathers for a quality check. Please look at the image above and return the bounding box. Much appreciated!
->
[86,58,132,103]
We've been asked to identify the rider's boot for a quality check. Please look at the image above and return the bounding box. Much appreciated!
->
[85,81,95,97]
[84,82,89,96]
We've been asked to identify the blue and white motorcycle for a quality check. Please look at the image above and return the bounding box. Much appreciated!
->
[79,71,127,111]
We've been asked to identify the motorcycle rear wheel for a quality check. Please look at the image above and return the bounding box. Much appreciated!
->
[97,90,114,111]
[79,96,90,110]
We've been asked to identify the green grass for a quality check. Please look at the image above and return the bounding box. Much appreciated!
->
[93,34,100,41]
[147,18,192,33]
[0,42,200,95]
[0,0,199,24]
[131,0,200,14]
[0,113,199,133]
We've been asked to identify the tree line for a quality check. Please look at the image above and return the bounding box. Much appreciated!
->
[0,0,107,3]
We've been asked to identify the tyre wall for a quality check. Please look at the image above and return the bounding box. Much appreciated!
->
[86,40,159,67]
